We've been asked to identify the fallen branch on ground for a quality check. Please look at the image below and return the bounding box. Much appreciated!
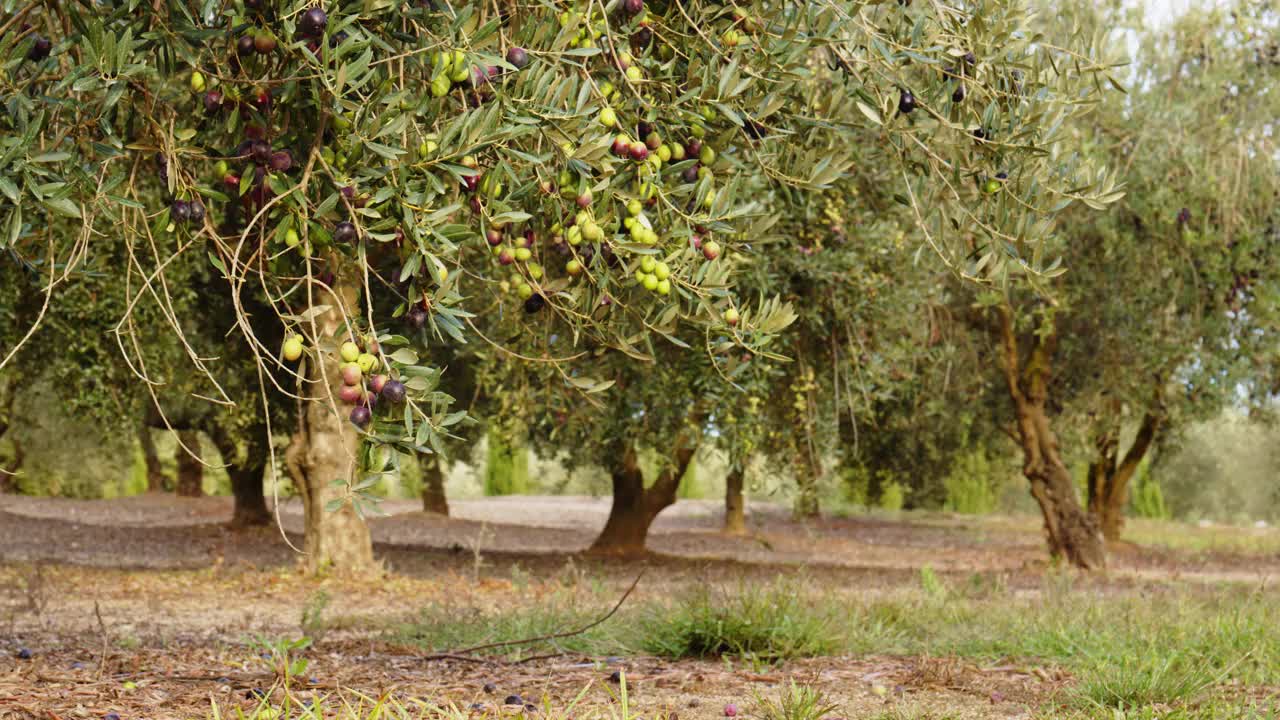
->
[419,569,646,663]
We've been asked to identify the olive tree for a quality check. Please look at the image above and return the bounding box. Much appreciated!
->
[1043,2,1279,544]
[951,0,1280,568]
[1,0,1118,571]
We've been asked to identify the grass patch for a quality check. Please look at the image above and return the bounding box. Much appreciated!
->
[390,589,626,658]
[753,681,840,720]
[1071,653,1223,710]
[640,577,839,662]
[389,571,1276,717]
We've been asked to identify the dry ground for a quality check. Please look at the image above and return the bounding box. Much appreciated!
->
[1,494,1278,719]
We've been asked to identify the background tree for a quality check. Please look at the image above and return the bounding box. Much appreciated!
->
[952,0,1280,568]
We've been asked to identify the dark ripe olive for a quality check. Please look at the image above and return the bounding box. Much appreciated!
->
[250,140,272,165]
[27,36,52,62]
[952,83,965,103]
[898,89,916,114]
[188,200,206,224]
[269,150,293,172]
[333,221,357,244]
[406,305,427,329]
[236,35,256,56]
[523,294,546,314]
[299,8,328,38]
[171,200,191,223]
[506,46,528,69]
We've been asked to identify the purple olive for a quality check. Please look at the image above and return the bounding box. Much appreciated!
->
[406,305,427,329]
[333,221,357,244]
[269,150,293,172]
[27,36,52,62]
[380,379,406,404]
[299,8,328,38]
[187,200,206,225]
[506,47,528,69]
[203,91,224,114]
[250,140,272,165]
[171,200,191,223]
[523,294,546,314]
[350,405,372,428]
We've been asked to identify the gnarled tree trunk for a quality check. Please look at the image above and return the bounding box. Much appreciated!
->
[724,465,746,534]
[285,279,374,573]
[793,452,822,519]
[1087,410,1160,542]
[588,439,697,557]
[174,430,204,497]
[138,422,166,492]
[996,305,1105,570]
[209,422,271,528]
[421,456,449,515]
[0,380,21,493]
[0,444,21,493]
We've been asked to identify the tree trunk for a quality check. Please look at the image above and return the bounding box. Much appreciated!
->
[724,465,746,534]
[0,383,19,493]
[285,279,375,574]
[1087,411,1160,542]
[209,422,271,529]
[588,440,696,557]
[421,456,450,515]
[793,452,822,519]
[138,422,166,492]
[174,430,204,497]
[996,305,1105,570]
[0,441,21,494]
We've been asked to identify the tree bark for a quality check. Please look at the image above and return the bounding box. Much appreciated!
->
[138,422,166,492]
[724,465,746,534]
[0,380,20,493]
[421,456,450,515]
[285,279,375,574]
[1087,410,1160,542]
[208,422,271,529]
[588,439,696,557]
[793,452,822,518]
[0,446,21,493]
[996,305,1106,570]
[174,430,204,497]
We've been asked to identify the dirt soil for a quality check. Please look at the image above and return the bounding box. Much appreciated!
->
[3,493,1276,582]
[2,494,1279,719]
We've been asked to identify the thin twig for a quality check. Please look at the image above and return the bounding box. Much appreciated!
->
[420,569,646,661]
[93,601,109,680]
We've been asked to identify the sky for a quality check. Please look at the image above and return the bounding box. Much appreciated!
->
[1144,0,1200,25]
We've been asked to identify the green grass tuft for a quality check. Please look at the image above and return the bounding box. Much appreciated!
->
[640,577,839,662]
[753,680,839,720]
[1071,653,1221,710]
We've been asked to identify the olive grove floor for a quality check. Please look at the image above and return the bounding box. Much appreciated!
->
[1,494,1278,719]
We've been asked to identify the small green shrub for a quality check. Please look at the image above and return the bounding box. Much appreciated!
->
[1130,460,1170,520]
[942,449,998,514]
[878,480,906,512]
[483,429,528,496]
